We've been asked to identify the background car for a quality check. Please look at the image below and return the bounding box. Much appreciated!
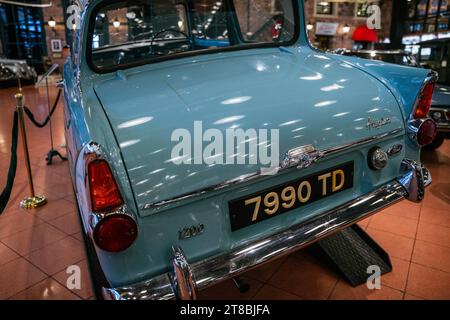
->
[336,49,449,149]
[418,38,450,86]
[0,57,37,85]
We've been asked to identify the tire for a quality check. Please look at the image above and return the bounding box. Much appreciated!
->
[424,134,445,150]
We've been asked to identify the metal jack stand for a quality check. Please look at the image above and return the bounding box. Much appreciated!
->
[309,224,392,286]
[36,64,67,165]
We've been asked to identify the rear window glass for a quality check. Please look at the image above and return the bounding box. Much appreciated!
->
[89,0,298,71]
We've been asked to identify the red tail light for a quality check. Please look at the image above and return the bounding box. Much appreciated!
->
[93,214,138,252]
[417,119,437,146]
[414,82,435,119]
[88,159,124,212]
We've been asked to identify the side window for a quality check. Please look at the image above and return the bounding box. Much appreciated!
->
[234,0,295,43]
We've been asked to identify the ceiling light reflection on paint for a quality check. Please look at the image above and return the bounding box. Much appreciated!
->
[214,115,245,125]
[300,73,323,80]
[314,100,337,107]
[280,119,302,127]
[221,96,252,105]
[321,84,344,92]
[118,116,154,129]
[120,139,140,148]
[332,112,350,117]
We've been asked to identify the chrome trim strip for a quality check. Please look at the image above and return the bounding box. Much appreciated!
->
[143,128,403,210]
[103,162,430,300]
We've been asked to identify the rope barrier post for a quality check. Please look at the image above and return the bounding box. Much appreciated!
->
[15,91,47,209]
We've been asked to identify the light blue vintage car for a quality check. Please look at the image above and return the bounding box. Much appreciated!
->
[62,0,437,300]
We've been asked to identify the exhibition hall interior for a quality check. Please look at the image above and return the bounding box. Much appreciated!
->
[0,0,449,302]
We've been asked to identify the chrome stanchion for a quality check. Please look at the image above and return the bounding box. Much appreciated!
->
[15,91,47,209]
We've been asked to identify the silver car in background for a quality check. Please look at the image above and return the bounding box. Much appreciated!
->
[0,58,37,85]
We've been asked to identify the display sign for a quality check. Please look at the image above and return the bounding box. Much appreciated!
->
[51,39,62,52]
[315,22,339,36]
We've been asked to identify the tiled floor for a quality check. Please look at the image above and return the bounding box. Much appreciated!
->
[0,85,449,300]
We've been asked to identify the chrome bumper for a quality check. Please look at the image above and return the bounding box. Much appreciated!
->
[102,161,431,300]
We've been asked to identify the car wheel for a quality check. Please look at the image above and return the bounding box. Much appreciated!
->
[424,134,445,150]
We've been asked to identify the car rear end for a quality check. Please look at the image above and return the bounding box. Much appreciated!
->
[73,57,437,300]
[71,0,437,301]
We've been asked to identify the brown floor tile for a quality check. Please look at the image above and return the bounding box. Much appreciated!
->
[0,242,19,266]
[268,252,338,300]
[357,217,371,229]
[330,280,403,300]
[417,222,450,248]
[365,228,414,261]
[37,179,74,199]
[53,259,93,300]
[422,187,450,212]
[381,257,409,291]
[71,233,84,242]
[31,198,78,222]
[244,257,287,283]
[0,258,47,299]
[380,201,421,221]
[0,212,43,239]
[47,212,81,235]
[412,240,450,273]
[403,293,424,300]
[420,206,450,229]
[48,162,70,179]
[197,277,263,300]
[253,284,302,300]
[25,237,85,275]
[1,223,67,255]
[368,213,418,239]
[406,263,450,300]
[9,278,80,300]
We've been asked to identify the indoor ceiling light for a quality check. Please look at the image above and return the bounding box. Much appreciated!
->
[113,17,121,29]
[343,24,350,34]
[48,16,56,28]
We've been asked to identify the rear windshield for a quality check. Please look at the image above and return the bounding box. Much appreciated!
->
[88,0,298,72]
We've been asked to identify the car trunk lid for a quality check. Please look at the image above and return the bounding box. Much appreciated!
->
[93,49,405,216]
